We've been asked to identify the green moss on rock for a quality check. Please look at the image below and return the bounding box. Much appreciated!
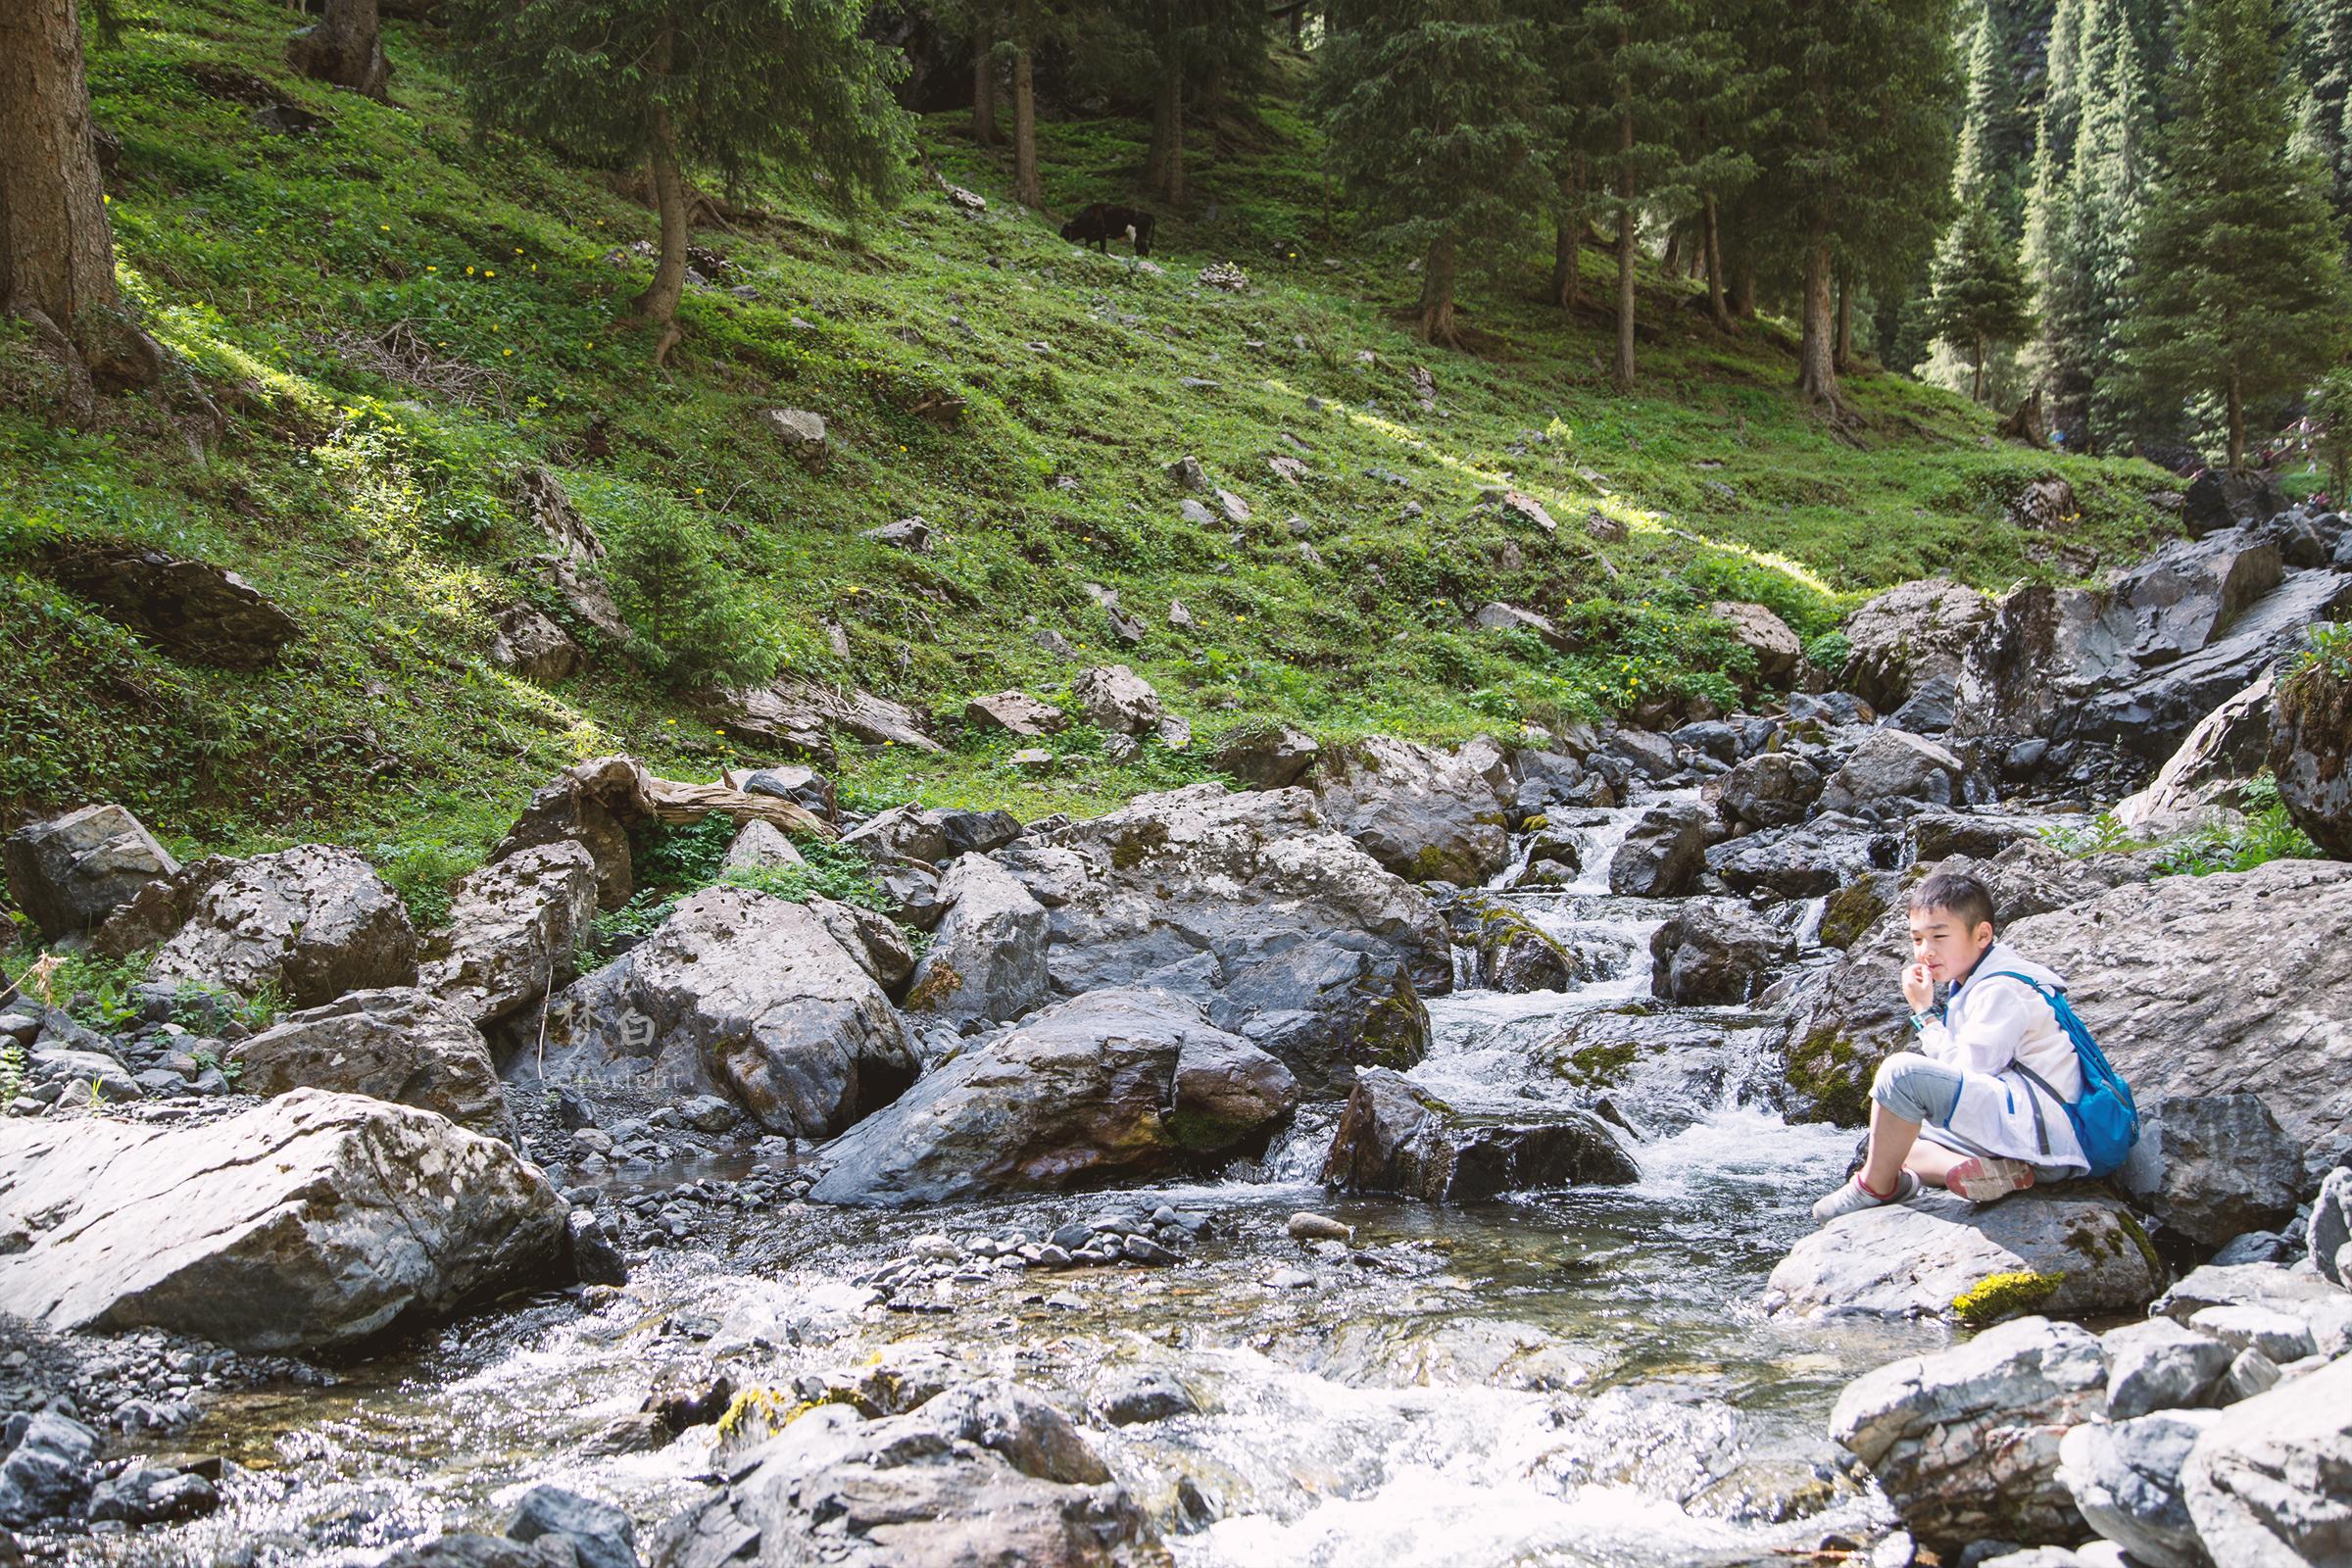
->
[1951,1269,2066,1328]
[1785,1029,1876,1126]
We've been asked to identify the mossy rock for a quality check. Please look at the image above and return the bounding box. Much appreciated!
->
[1784,1028,1878,1127]
[1951,1268,2066,1327]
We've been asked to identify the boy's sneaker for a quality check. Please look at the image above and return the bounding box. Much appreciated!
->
[1811,1170,1921,1223]
[1946,1156,2036,1204]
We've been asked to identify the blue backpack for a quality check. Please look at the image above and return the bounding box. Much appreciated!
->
[1983,971,2140,1179]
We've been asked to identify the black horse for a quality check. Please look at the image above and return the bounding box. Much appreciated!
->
[1058,203,1156,258]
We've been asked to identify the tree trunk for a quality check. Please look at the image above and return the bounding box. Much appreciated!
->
[1795,224,1838,406]
[1973,332,1986,402]
[634,104,689,367]
[1702,193,1730,328]
[1833,271,1853,372]
[970,29,998,146]
[1734,263,1756,319]
[2227,367,2245,470]
[1011,37,1040,207]
[1613,95,1636,388]
[1549,158,1585,310]
[287,0,388,99]
[1147,51,1184,204]
[1417,232,1459,347]
[0,0,157,407]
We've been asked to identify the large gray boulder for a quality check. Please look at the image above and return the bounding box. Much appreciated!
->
[2120,1094,2307,1248]
[1537,1008,1781,1136]
[712,678,942,760]
[534,886,917,1138]
[1765,1189,2163,1322]
[2150,1263,2352,1360]
[146,844,418,1008]
[1831,1315,2107,1552]
[1608,801,1717,897]
[1309,734,1515,884]
[1703,815,1895,900]
[2180,1351,2352,1567]
[1816,729,1966,820]
[1711,752,1823,830]
[40,543,299,669]
[2115,669,2276,831]
[1711,600,1802,686]
[1209,722,1321,790]
[2101,1317,2236,1421]
[229,987,514,1140]
[2271,652,2351,859]
[0,1411,102,1528]
[2005,858,2352,1171]
[1321,1067,1639,1202]
[1445,893,1586,993]
[418,842,599,1027]
[3,803,178,941]
[1839,577,1993,710]
[1955,529,2352,764]
[2060,1409,2223,1568]
[0,1090,568,1351]
[650,1384,1152,1568]
[1648,899,1792,1004]
[2314,1167,2352,1288]
[903,855,1051,1027]
[810,987,1295,1205]
[1069,663,1186,746]
[1033,783,1451,1097]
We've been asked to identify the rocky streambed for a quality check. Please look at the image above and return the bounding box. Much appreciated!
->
[5,493,2352,1568]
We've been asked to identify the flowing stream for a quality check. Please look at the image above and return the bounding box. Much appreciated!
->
[84,795,1952,1568]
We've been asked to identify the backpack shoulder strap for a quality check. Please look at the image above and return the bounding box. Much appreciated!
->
[1978,969,2061,998]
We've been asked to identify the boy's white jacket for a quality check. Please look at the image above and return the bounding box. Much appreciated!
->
[1915,942,2089,1172]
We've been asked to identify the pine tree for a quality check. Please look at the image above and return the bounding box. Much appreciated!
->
[0,0,162,416]
[2020,0,2087,413]
[1921,0,2030,402]
[1924,202,2035,399]
[448,0,913,365]
[1543,0,1742,385]
[2288,0,2352,235]
[2127,0,2352,468]
[1315,0,1548,347]
[1009,0,1043,208]
[1065,1,1271,209]
[1749,0,1963,407]
[2022,0,2153,445]
[2068,0,2155,444]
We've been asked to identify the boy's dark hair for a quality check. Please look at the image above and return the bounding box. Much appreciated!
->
[1909,870,1997,933]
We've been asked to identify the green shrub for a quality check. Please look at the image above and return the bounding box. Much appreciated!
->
[633,814,738,892]
[2150,804,2321,877]
[592,485,783,692]
[1803,630,1853,676]
[2296,620,2351,681]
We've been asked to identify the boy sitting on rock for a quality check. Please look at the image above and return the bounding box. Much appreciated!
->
[1812,869,2088,1222]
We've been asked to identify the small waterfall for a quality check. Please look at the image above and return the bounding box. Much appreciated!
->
[1791,895,1829,951]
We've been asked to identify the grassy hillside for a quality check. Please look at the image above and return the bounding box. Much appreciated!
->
[0,0,2181,932]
